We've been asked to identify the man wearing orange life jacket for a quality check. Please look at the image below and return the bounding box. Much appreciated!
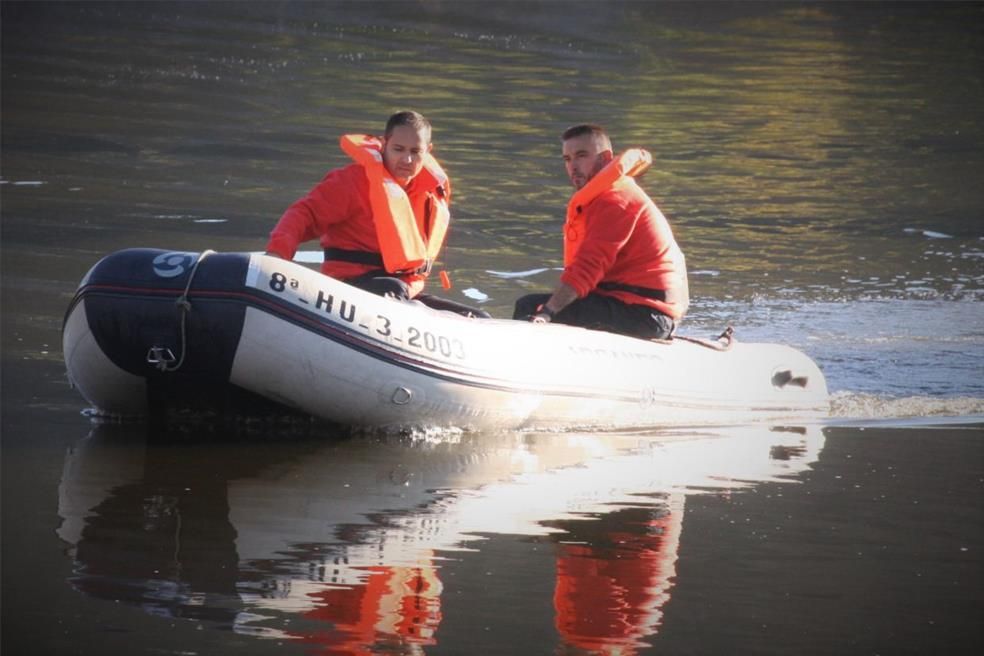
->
[513,124,689,339]
[266,111,488,317]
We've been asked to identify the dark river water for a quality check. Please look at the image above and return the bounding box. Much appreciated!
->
[2,2,982,655]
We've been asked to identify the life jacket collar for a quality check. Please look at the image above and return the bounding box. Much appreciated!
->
[564,148,651,266]
[339,134,451,277]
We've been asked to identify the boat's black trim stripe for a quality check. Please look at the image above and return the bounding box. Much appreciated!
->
[71,283,645,403]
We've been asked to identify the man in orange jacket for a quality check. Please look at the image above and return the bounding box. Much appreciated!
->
[266,111,487,317]
[513,124,689,339]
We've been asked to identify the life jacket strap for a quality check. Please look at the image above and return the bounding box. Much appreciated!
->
[324,247,384,267]
[324,248,431,276]
[597,281,667,301]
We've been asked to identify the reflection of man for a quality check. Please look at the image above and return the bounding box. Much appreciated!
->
[553,498,684,652]
[300,560,443,652]
[292,501,682,655]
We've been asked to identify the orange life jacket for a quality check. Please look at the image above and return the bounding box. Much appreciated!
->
[340,134,451,276]
[563,148,651,266]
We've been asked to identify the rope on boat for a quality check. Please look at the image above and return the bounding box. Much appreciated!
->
[671,325,735,351]
[151,249,216,372]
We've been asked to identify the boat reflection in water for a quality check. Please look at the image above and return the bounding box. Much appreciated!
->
[57,423,825,653]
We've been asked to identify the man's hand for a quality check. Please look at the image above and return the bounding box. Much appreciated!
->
[528,284,577,325]
[529,304,555,323]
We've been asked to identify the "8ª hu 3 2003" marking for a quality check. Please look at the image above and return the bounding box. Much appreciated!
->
[269,271,466,360]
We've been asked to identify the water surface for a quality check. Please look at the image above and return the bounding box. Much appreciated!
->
[2,2,983,654]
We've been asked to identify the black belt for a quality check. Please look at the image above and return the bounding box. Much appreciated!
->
[323,247,430,276]
[324,247,384,267]
[597,281,667,301]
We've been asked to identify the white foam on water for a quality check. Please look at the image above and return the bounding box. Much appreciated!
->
[829,391,984,421]
[485,267,559,279]
[461,287,489,301]
[904,228,953,239]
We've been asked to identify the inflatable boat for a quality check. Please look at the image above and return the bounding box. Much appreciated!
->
[62,248,829,430]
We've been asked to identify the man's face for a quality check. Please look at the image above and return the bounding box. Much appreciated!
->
[562,134,612,190]
[382,125,431,185]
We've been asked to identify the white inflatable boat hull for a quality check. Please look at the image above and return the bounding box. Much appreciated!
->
[62,249,829,430]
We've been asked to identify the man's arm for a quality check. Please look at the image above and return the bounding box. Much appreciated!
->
[265,168,351,260]
[530,282,579,323]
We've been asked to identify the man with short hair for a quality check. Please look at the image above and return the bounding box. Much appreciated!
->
[513,124,688,339]
[267,111,486,316]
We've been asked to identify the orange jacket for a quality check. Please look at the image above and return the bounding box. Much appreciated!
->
[560,150,689,320]
[266,135,451,297]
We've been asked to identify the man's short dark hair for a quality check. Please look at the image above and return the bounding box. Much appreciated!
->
[385,111,432,141]
[561,123,608,142]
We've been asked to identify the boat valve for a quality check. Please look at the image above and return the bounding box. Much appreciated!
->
[391,386,413,405]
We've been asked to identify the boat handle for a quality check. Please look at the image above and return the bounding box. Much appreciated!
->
[146,346,177,369]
